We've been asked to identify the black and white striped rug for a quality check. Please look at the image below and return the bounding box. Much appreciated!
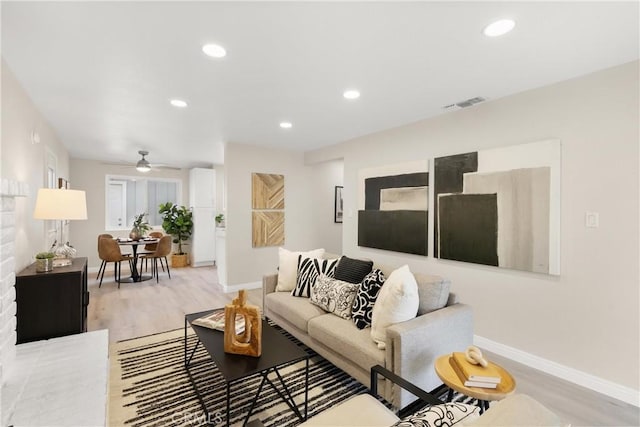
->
[109,323,476,427]
[109,324,370,426]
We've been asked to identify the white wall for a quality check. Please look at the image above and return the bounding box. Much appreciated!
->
[306,159,344,255]
[69,158,190,269]
[306,61,639,395]
[225,143,342,286]
[1,60,70,271]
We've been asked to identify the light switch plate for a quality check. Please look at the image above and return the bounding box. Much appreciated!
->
[585,212,599,228]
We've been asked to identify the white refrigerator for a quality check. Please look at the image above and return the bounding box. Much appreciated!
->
[189,168,216,267]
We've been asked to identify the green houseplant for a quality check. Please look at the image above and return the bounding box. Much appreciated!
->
[35,251,55,272]
[215,213,225,227]
[158,202,193,267]
[130,212,151,240]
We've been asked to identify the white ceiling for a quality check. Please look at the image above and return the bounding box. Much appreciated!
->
[2,2,638,168]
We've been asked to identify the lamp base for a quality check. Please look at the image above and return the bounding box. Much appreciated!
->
[53,258,73,267]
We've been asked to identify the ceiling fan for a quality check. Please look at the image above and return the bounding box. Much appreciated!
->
[102,150,181,172]
[135,150,152,172]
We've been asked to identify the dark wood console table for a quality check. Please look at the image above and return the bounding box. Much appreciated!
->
[15,257,89,344]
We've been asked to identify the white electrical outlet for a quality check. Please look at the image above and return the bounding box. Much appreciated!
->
[585,212,599,228]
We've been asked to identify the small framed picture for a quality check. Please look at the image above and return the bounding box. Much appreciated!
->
[334,186,343,223]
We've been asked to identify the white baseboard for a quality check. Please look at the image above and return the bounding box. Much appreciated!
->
[221,281,262,294]
[474,335,640,407]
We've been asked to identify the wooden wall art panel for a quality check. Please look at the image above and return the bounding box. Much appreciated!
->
[252,211,285,247]
[252,173,285,209]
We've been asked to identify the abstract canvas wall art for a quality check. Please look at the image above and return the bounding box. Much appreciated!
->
[434,139,561,275]
[358,161,429,255]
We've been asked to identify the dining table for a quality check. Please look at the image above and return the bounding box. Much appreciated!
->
[116,237,159,282]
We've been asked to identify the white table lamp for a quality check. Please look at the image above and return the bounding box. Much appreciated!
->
[33,188,88,267]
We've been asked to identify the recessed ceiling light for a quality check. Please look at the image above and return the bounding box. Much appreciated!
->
[483,19,515,37]
[343,90,361,100]
[170,99,188,108]
[202,44,227,58]
[280,122,293,129]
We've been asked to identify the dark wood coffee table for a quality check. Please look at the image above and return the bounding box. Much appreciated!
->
[185,309,309,426]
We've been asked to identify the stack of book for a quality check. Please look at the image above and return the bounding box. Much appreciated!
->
[450,352,501,389]
[192,309,246,335]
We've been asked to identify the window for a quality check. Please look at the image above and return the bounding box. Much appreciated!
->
[105,175,181,230]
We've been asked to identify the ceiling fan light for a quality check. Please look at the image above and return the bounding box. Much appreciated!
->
[136,159,151,172]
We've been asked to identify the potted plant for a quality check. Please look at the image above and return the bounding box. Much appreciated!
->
[215,213,225,227]
[130,213,151,240]
[35,251,55,272]
[158,202,193,267]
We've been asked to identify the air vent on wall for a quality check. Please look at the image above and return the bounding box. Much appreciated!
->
[443,96,486,110]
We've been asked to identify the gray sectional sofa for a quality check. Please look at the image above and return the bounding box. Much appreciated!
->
[262,260,474,406]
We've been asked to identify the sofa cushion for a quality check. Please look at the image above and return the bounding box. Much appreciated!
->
[292,256,339,297]
[371,265,419,350]
[310,275,359,319]
[265,292,327,332]
[392,402,480,427]
[414,273,451,314]
[308,314,385,370]
[351,269,386,329]
[276,247,325,292]
[334,255,374,284]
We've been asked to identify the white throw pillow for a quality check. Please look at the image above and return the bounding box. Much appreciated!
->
[276,247,325,292]
[370,265,419,349]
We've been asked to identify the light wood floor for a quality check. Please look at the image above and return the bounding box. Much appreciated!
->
[88,265,639,426]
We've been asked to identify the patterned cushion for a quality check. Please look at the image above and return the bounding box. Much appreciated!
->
[334,256,374,284]
[276,247,325,292]
[351,269,386,329]
[291,256,339,297]
[391,402,480,427]
[310,275,359,319]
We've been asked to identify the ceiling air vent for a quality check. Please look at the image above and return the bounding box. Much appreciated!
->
[443,96,486,110]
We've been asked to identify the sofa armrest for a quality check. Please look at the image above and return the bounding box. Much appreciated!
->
[385,303,474,407]
[263,273,278,295]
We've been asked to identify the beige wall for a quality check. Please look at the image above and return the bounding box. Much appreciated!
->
[225,143,343,286]
[306,61,639,395]
[69,158,190,269]
[1,61,70,271]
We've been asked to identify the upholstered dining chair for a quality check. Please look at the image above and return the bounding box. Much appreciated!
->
[139,235,172,283]
[97,234,113,282]
[140,231,164,272]
[97,236,133,288]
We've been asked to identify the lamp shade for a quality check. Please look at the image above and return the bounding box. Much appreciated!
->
[33,188,88,220]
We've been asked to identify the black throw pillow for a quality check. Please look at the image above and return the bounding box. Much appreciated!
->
[334,255,374,284]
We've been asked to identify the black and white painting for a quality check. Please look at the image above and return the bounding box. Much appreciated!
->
[358,161,429,255]
[434,139,561,275]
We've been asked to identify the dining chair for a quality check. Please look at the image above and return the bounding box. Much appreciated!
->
[97,234,113,282]
[98,236,133,288]
[139,235,172,283]
[140,231,164,272]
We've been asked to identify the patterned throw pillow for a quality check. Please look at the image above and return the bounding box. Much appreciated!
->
[391,402,480,427]
[310,275,359,319]
[291,256,339,297]
[334,256,374,284]
[351,269,386,329]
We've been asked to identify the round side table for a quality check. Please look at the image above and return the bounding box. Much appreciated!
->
[434,354,516,413]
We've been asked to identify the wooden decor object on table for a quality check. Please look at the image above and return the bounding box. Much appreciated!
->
[224,290,262,357]
[252,211,285,247]
[252,173,285,209]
